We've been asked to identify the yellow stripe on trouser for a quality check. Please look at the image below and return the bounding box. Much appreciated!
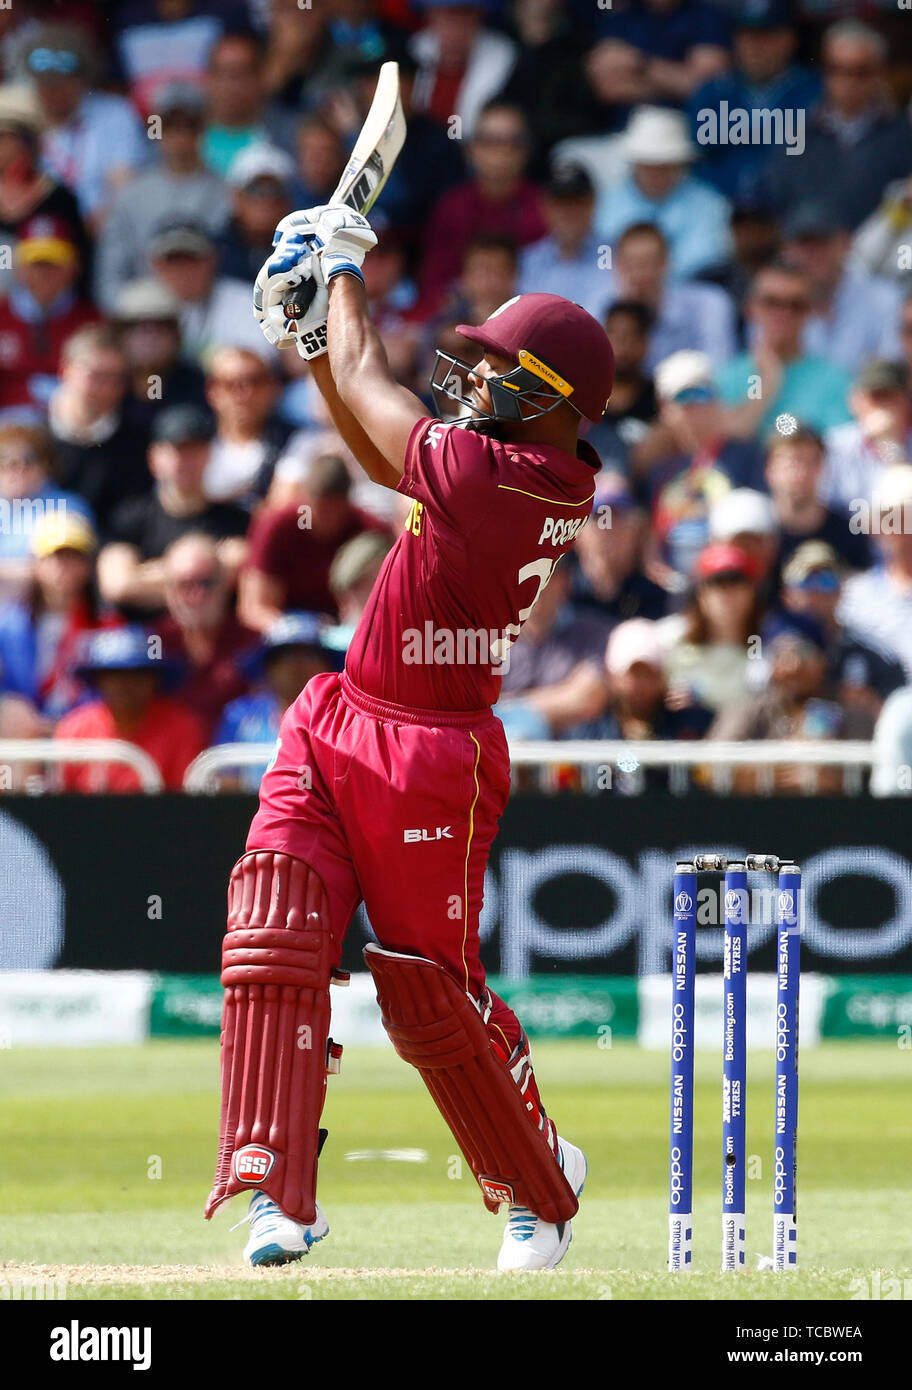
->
[462,732,482,993]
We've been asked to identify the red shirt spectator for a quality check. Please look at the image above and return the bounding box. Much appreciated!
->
[418,104,546,316]
[55,626,206,791]
[56,694,206,792]
[0,215,99,411]
[239,454,389,632]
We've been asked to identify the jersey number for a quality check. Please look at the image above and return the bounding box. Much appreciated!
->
[491,558,558,665]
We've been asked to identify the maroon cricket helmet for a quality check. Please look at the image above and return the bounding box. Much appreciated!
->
[454,292,615,423]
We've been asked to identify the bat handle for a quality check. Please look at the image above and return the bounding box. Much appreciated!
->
[284,278,318,321]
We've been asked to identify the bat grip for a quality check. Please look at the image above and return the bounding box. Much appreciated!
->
[284,278,318,320]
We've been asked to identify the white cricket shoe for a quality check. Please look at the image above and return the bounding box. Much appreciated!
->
[241,1190,329,1267]
[497,1137,587,1272]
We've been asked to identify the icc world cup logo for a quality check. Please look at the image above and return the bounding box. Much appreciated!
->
[725,889,745,922]
[674,892,693,918]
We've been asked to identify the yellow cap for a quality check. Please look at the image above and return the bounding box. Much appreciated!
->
[31,510,97,558]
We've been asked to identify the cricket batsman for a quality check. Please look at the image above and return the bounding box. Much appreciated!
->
[205,202,614,1271]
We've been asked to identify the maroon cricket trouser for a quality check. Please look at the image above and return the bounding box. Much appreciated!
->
[246,670,525,1059]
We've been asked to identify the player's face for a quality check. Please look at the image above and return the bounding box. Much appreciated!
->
[467,351,516,414]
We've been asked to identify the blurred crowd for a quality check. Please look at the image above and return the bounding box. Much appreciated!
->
[0,0,911,795]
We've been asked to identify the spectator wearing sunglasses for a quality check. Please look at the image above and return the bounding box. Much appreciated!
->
[761,20,912,234]
[23,24,146,228]
[716,263,852,439]
[781,540,903,720]
[418,102,546,317]
[642,351,764,590]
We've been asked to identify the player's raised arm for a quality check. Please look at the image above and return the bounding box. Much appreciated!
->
[314,206,427,476]
[253,205,426,484]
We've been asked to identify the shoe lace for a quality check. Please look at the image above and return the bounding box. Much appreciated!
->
[506,1205,537,1242]
[229,1191,273,1232]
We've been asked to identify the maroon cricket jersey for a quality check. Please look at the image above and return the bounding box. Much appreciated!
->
[345,418,601,711]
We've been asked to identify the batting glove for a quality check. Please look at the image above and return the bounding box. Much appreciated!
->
[252,207,331,349]
[312,205,378,286]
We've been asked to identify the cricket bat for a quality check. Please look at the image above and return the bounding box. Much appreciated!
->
[283,61,407,320]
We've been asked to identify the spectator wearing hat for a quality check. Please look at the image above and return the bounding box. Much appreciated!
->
[780,202,904,375]
[642,351,764,587]
[495,558,612,740]
[706,611,876,793]
[98,404,249,615]
[0,510,110,720]
[609,223,736,371]
[212,611,338,791]
[239,453,389,633]
[46,324,152,537]
[577,617,713,790]
[0,84,87,299]
[761,20,912,233]
[202,347,288,506]
[821,361,912,515]
[707,487,780,594]
[571,469,668,624]
[418,102,546,316]
[595,107,731,283]
[55,625,206,792]
[765,425,871,574]
[113,278,209,432]
[326,529,394,651]
[838,464,912,683]
[781,540,903,719]
[658,541,766,715]
[23,23,146,227]
[518,162,612,320]
[584,302,657,473]
[147,218,270,362]
[156,533,259,737]
[686,0,819,204]
[0,423,94,602]
[716,262,852,439]
[0,213,99,414]
[409,0,517,138]
[95,81,230,310]
[216,144,295,285]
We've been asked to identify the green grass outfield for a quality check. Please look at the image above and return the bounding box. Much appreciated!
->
[1,1039,909,1301]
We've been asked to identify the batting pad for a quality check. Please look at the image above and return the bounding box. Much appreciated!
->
[206,851,333,1226]
[364,943,578,1224]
